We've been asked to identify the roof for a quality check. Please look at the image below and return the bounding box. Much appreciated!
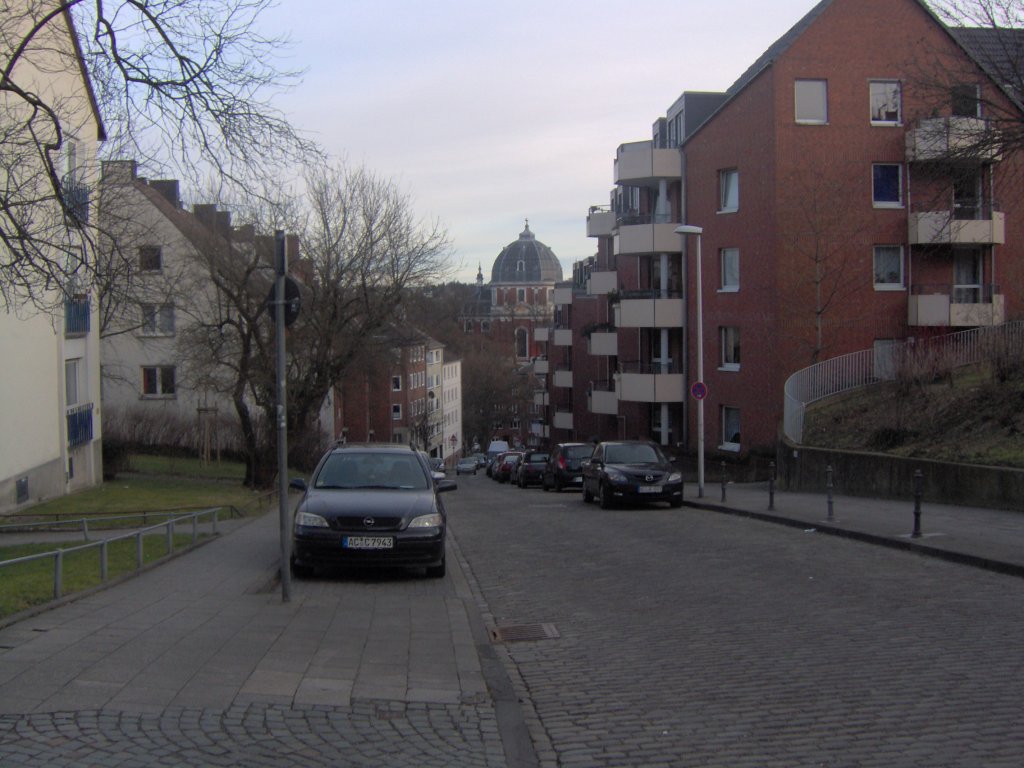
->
[490,221,563,284]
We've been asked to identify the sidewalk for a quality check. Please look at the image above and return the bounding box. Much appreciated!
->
[683,480,1024,577]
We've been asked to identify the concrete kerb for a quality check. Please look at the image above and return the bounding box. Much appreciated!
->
[683,491,1024,580]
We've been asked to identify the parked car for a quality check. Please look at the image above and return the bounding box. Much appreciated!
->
[493,451,523,483]
[456,458,478,475]
[580,440,682,509]
[289,443,455,579]
[516,450,549,488]
[542,442,594,492]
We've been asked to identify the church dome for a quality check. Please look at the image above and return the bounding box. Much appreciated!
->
[490,221,563,284]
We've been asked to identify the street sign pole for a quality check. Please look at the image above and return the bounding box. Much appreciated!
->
[275,230,292,603]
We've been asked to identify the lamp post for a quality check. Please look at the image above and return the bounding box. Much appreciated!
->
[675,224,705,498]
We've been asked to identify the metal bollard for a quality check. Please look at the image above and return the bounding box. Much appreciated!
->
[768,461,776,511]
[721,461,727,503]
[912,469,924,538]
[826,465,834,522]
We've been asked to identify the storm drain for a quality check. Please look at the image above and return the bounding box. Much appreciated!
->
[489,622,559,643]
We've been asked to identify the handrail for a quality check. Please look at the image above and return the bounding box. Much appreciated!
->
[784,321,1024,443]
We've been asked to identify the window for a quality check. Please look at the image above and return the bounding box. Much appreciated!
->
[517,288,526,303]
[872,164,902,207]
[141,303,175,335]
[795,79,828,123]
[720,248,739,291]
[954,250,983,303]
[952,84,981,117]
[873,245,904,289]
[392,376,401,391]
[65,358,80,406]
[719,169,739,212]
[719,327,741,370]
[142,366,176,397]
[869,80,901,124]
[392,403,402,420]
[139,246,162,272]
[721,406,741,450]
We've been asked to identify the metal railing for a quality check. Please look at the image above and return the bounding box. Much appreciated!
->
[66,403,94,448]
[0,508,222,602]
[64,296,91,336]
[784,321,1024,443]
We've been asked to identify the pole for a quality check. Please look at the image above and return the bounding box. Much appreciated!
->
[694,231,705,498]
[275,230,292,603]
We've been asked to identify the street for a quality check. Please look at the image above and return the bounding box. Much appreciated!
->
[448,472,1024,767]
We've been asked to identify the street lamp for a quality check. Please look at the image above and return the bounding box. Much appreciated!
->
[675,224,705,498]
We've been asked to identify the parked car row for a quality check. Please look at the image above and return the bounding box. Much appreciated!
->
[478,440,684,509]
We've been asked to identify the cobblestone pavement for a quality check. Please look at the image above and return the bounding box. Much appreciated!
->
[0,510,513,767]
[448,475,1024,768]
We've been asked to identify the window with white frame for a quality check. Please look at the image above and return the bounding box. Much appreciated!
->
[872,164,902,207]
[392,375,401,391]
[873,245,904,289]
[869,80,901,124]
[720,326,741,370]
[719,169,739,212]
[142,365,175,397]
[65,358,80,406]
[795,79,828,124]
[721,406,741,449]
[720,248,739,291]
[140,303,175,335]
[392,403,402,420]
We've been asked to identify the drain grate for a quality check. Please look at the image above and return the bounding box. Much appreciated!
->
[489,622,559,643]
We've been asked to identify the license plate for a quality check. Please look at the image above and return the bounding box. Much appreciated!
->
[344,536,394,550]
[638,485,662,494]
[572,476,582,483]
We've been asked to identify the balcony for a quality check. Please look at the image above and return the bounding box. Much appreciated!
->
[587,270,617,295]
[908,284,1005,327]
[64,296,90,337]
[587,206,616,237]
[588,331,618,356]
[67,403,94,448]
[614,292,684,328]
[614,216,682,256]
[588,382,618,415]
[553,410,573,431]
[533,358,549,375]
[616,362,685,403]
[614,141,681,186]
[533,389,549,407]
[534,326,549,343]
[552,287,573,305]
[909,209,1005,245]
[553,368,573,388]
[906,117,1000,163]
[553,328,572,346]
[61,176,90,225]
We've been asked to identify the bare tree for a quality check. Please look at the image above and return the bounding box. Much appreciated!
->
[0,0,316,312]
[179,164,452,486]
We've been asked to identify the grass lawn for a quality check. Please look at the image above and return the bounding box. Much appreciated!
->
[0,456,276,619]
[0,532,209,618]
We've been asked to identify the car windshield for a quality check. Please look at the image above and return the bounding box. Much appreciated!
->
[314,453,429,490]
[604,444,662,464]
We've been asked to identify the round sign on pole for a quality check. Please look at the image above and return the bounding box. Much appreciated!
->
[690,381,708,400]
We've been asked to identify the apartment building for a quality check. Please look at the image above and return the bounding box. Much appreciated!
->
[0,8,106,514]
[541,0,1023,459]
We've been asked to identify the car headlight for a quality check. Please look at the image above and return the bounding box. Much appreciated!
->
[295,511,329,528]
[408,513,443,529]
[667,472,682,483]
[604,469,628,484]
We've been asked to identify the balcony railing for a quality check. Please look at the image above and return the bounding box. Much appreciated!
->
[905,116,1000,163]
[64,296,90,337]
[908,206,1004,245]
[909,283,1005,327]
[67,403,94,448]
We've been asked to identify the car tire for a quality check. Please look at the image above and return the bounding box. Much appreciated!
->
[599,482,614,509]
[426,557,446,579]
[289,557,313,579]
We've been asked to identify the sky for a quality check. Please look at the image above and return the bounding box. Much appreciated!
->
[256,0,821,283]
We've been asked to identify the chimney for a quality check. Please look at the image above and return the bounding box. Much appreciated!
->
[101,159,137,184]
[148,180,180,208]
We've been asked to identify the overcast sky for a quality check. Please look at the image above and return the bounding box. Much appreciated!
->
[257,0,819,282]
